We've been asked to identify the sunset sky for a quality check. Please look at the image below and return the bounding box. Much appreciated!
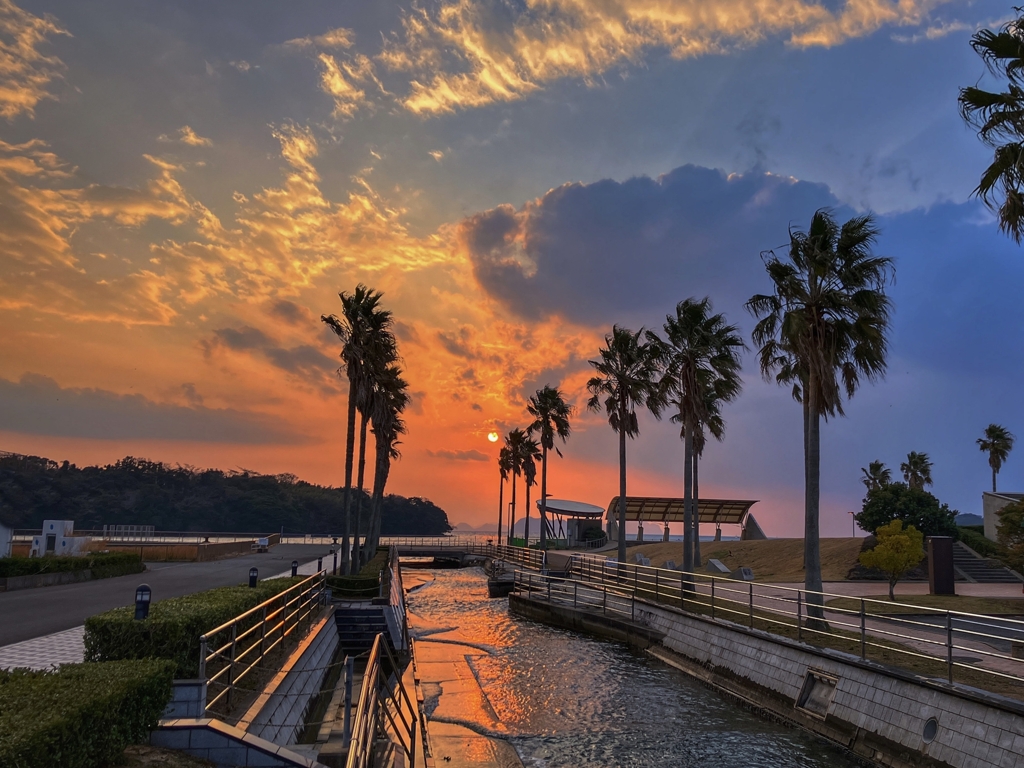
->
[2,0,1023,536]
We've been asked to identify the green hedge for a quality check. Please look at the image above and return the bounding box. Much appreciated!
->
[0,659,174,768]
[959,528,1003,558]
[0,552,145,579]
[84,577,304,678]
[326,548,389,598]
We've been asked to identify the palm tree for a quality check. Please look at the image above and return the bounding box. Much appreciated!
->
[860,460,892,492]
[649,298,744,574]
[901,451,933,491]
[959,13,1024,242]
[366,364,408,553]
[527,385,574,551]
[322,285,396,573]
[359,364,406,563]
[747,209,893,624]
[587,326,663,565]
[978,424,1015,493]
[496,446,513,543]
[519,435,541,546]
[504,429,527,545]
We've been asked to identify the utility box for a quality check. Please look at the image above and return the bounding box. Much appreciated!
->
[928,536,956,596]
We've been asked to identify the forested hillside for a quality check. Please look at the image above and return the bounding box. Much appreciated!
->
[0,453,451,536]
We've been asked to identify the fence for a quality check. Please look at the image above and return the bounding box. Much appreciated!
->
[200,571,327,715]
[346,633,416,768]
[517,552,1024,698]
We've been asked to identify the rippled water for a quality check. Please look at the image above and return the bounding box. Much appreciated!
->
[407,567,865,768]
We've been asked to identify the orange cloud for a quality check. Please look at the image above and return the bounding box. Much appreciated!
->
[0,0,68,120]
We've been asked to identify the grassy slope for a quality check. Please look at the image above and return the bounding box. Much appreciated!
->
[621,538,864,582]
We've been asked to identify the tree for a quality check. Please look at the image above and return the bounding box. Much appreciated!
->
[978,424,1015,493]
[855,482,958,538]
[519,435,541,545]
[859,520,925,600]
[959,12,1024,242]
[900,451,933,491]
[996,499,1024,570]
[649,298,744,574]
[322,285,396,573]
[747,209,893,624]
[503,429,528,545]
[527,385,574,552]
[365,364,408,556]
[587,326,663,565]
[860,460,892,492]
[496,446,513,543]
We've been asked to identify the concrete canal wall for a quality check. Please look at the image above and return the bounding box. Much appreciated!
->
[511,594,1024,768]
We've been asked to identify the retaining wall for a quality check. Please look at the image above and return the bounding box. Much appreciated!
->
[510,593,1024,768]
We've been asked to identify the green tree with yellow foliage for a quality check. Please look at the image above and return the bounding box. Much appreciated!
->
[859,520,925,601]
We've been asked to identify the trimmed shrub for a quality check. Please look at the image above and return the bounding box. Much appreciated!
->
[958,528,1002,558]
[0,551,144,579]
[84,577,304,678]
[326,548,389,598]
[0,659,174,768]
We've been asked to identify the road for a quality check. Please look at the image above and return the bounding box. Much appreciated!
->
[0,544,328,647]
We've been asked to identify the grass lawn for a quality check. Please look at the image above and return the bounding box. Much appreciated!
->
[623,538,864,582]
[826,594,1024,616]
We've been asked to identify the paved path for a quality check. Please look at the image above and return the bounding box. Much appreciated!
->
[0,544,328,649]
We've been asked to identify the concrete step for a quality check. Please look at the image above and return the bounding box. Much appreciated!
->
[952,542,1022,584]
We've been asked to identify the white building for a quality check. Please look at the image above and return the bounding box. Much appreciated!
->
[982,492,1024,541]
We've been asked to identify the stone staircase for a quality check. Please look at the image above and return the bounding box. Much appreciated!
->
[953,541,1023,584]
[333,606,390,656]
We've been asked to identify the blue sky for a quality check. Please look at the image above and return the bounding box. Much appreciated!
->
[1,0,1020,534]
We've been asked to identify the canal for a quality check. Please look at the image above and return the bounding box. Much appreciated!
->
[406,566,866,768]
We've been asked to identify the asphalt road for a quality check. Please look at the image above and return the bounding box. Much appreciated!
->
[0,544,328,647]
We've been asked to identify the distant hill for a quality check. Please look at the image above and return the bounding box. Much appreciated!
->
[0,453,452,536]
[956,513,984,527]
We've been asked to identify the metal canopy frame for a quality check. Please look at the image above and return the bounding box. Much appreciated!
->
[606,496,758,525]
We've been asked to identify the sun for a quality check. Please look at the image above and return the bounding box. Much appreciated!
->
[487,431,499,443]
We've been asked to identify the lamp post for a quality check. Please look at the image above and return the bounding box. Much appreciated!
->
[291,560,298,577]
[849,511,856,538]
[134,584,151,620]
[249,567,258,588]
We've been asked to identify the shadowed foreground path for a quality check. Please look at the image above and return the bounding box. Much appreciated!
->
[0,544,326,648]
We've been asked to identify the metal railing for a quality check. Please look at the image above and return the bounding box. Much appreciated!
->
[346,633,417,768]
[383,547,410,650]
[564,553,1024,693]
[200,571,327,715]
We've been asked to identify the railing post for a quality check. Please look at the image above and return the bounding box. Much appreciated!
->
[860,599,866,660]
[344,655,354,741]
[946,612,954,684]
[749,583,754,628]
[797,592,802,641]
[574,580,578,609]
[710,579,715,619]
[631,594,635,622]
[226,623,238,708]
[603,586,607,615]
[259,605,267,659]
[547,578,551,603]
[655,569,659,600]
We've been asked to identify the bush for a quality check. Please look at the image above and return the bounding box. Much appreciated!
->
[326,548,388,598]
[84,577,304,678]
[855,483,959,539]
[958,528,1002,558]
[0,551,144,579]
[996,500,1024,571]
[859,520,925,600]
[0,659,174,768]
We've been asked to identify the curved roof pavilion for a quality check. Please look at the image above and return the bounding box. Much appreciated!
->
[606,496,758,525]
[538,498,605,518]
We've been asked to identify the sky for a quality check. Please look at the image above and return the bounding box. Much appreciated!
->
[1,0,1022,537]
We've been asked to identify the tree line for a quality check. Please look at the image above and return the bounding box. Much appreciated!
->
[0,453,451,536]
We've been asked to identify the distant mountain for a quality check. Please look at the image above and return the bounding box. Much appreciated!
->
[453,521,498,533]
[956,513,984,527]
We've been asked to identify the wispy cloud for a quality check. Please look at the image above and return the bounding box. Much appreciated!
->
[0,0,68,120]
[427,448,489,461]
[159,126,213,147]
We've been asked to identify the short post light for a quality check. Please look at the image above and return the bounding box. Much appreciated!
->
[331,547,337,576]
[134,584,152,620]
[249,567,258,588]
[317,556,323,572]
[291,560,298,577]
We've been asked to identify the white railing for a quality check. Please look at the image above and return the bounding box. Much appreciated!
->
[345,633,416,768]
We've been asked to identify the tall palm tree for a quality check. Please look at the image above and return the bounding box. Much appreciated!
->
[496,446,513,543]
[367,366,408,553]
[322,285,396,573]
[358,364,406,563]
[519,435,541,545]
[527,385,574,551]
[587,326,663,565]
[649,298,744,574]
[978,424,1015,493]
[747,209,893,623]
[504,429,527,545]
[959,12,1024,242]
[901,451,933,491]
[860,460,892,492]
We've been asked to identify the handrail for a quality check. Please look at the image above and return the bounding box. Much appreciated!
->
[199,571,327,715]
[345,633,417,768]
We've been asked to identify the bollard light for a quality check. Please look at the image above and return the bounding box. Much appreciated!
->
[317,556,323,572]
[134,584,151,620]
[332,548,338,576]
[249,567,258,588]
[291,560,298,577]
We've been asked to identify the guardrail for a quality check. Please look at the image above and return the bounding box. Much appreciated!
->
[200,571,327,715]
[544,553,1024,697]
[346,633,417,768]
[382,547,410,650]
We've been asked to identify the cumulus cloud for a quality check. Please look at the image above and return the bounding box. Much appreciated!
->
[0,0,68,120]
[459,165,839,325]
[0,373,303,443]
[381,0,951,114]
[159,126,213,147]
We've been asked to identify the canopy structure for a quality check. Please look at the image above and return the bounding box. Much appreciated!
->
[606,497,758,525]
[536,498,605,518]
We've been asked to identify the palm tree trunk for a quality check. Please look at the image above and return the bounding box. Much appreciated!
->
[352,411,369,574]
[993,467,998,494]
[801,390,809,569]
[341,375,358,573]
[509,472,517,546]
[369,448,388,551]
[497,474,504,544]
[805,373,825,627]
[540,445,548,551]
[693,448,701,567]
[682,422,694,574]
[617,411,627,567]
[524,481,531,547]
